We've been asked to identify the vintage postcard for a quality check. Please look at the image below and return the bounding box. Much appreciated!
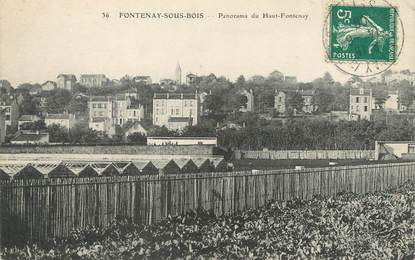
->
[0,0,414,258]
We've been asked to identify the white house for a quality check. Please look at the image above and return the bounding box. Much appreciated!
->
[153,93,199,131]
[45,113,76,129]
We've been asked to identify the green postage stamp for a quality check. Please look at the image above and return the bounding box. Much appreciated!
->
[328,5,397,62]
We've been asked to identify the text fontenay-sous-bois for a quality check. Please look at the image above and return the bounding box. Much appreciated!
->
[113,12,309,20]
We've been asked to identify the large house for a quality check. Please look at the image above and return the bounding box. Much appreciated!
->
[57,74,76,91]
[383,90,400,112]
[153,93,199,131]
[88,92,144,133]
[349,88,373,120]
[300,90,316,114]
[239,89,254,113]
[274,91,286,114]
[45,113,76,129]
[80,74,108,88]
[0,97,19,129]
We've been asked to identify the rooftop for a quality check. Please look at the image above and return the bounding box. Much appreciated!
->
[57,74,76,80]
[154,93,197,100]
[46,113,72,120]
[19,115,39,121]
[91,117,108,123]
[12,132,49,142]
[350,88,372,96]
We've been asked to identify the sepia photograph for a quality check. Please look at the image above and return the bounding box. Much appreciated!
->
[0,0,414,258]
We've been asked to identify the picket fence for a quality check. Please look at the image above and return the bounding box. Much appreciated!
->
[1,162,414,245]
[234,150,375,160]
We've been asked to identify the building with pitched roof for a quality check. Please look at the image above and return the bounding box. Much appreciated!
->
[11,131,49,145]
[57,74,76,91]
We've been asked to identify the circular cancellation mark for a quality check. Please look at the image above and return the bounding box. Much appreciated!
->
[322,0,404,77]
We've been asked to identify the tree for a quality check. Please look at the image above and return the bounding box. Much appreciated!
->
[20,120,46,131]
[399,85,415,112]
[48,124,70,143]
[127,133,147,144]
[18,92,38,115]
[235,75,246,88]
[287,92,304,113]
[149,126,179,137]
[373,89,388,109]
[46,89,72,113]
[68,96,88,115]
[312,88,334,113]
[269,71,284,81]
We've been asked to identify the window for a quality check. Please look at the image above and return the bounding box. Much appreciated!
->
[176,109,179,115]
[156,109,159,115]
[356,105,360,112]
[103,104,107,109]
[364,106,368,112]
[279,97,282,102]
[98,104,102,108]
[356,97,360,103]
[409,145,415,154]
[93,104,97,108]
[134,111,136,116]
[364,97,368,103]
[5,115,10,120]
[99,112,104,116]
[171,109,174,115]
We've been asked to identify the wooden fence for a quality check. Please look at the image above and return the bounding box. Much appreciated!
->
[234,149,375,160]
[1,162,415,246]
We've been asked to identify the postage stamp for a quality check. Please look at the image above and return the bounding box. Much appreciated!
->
[328,5,397,62]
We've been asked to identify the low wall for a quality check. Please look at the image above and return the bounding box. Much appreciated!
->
[235,150,375,160]
[0,145,214,156]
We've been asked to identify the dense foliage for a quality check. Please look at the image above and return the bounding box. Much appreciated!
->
[2,182,414,259]
[218,118,415,150]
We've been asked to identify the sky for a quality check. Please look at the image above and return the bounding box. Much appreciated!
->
[0,0,414,86]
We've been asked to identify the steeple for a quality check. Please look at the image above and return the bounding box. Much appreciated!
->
[175,62,182,85]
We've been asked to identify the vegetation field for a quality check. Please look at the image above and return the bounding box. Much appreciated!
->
[232,158,413,171]
[1,181,414,259]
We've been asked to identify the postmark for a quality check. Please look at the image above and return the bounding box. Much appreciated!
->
[323,0,404,77]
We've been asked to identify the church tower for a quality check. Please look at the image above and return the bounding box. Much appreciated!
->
[175,63,182,84]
